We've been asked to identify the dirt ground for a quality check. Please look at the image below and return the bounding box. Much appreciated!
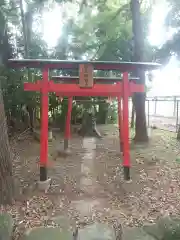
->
[149,115,178,132]
[6,125,180,238]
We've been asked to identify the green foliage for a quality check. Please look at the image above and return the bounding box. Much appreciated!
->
[0,0,168,128]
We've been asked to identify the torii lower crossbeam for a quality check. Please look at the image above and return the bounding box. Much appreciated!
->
[24,81,143,96]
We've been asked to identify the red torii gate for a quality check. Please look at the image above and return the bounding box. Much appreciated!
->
[8,59,160,182]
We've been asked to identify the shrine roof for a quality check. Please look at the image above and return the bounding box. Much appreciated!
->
[8,59,161,71]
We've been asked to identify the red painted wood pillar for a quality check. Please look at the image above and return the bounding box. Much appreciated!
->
[40,67,49,181]
[64,97,73,150]
[117,96,123,152]
[122,72,130,180]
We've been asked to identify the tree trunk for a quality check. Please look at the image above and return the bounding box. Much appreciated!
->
[19,0,28,57]
[98,102,109,124]
[177,126,180,140]
[131,0,148,142]
[27,104,35,132]
[78,111,101,138]
[133,92,148,141]
[0,3,14,205]
[130,99,135,128]
[20,0,32,84]
[0,82,14,205]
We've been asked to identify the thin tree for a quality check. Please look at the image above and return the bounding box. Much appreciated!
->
[19,0,35,131]
[131,0,148,142]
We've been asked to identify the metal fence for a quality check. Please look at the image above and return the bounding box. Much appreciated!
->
[145,96,180,132]
[128,96,180,132]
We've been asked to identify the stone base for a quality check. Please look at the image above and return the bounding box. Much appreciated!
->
[147,127,152,137]
[48,131,53,142]
[33,130,53,142]
[57,148,72,157]
[123,166,130,181]
[37,178,51,193]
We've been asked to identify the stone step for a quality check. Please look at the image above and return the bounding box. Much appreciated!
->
[77,223,116,240]
[76,223,156,240]
[24,227,72,240]
[0,213,13,240]
[122,227,155,240]
[13,214,180,240]
[24,215,72,240]
[143,216,180,240]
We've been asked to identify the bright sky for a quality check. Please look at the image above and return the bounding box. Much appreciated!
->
[148,2,180,97]
[42,2,78,47]
[41,1,180,97]
[149,56,180,96]
[42,4,63,47]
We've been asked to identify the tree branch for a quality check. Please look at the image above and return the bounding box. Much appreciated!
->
[90,3,130,60]
[78,0,87,14]
[110,3,129,22]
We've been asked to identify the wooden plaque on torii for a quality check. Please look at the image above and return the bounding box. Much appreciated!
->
[79,64,94,88]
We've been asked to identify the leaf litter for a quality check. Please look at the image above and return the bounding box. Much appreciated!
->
[1,126,180,239]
